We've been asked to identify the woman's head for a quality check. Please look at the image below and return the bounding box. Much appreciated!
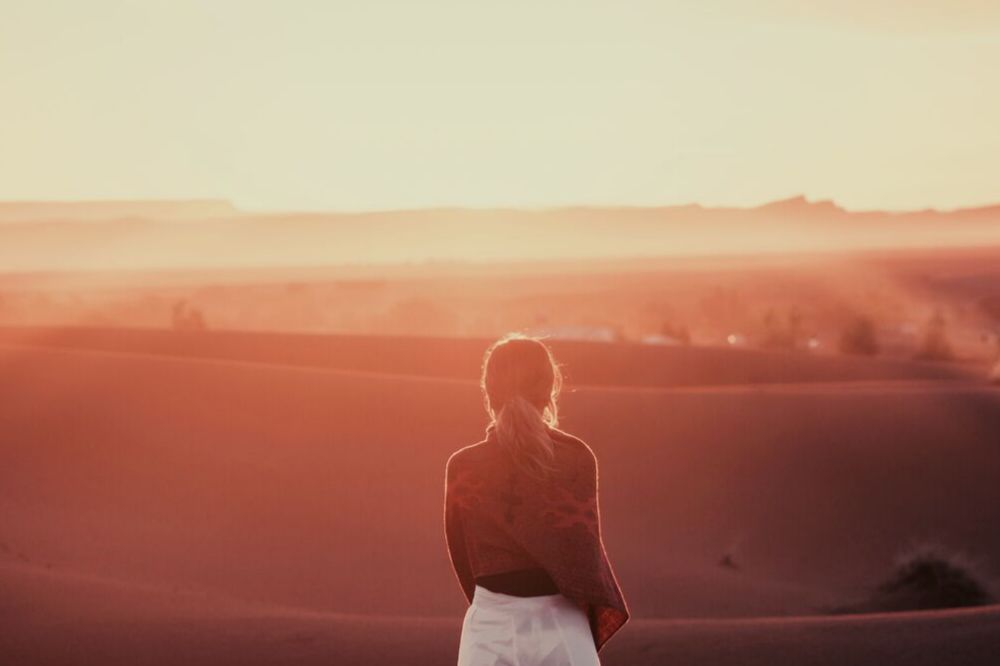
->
[481,334,562,478]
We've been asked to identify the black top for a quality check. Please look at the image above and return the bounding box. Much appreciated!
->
[474,567,560,597]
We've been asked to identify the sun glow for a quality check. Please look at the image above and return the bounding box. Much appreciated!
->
[1,1,998,213]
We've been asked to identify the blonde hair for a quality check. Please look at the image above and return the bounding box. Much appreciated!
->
[481,333,562,480]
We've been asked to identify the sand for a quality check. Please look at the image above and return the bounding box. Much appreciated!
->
[3,559,998,666]
[2,330,999,664]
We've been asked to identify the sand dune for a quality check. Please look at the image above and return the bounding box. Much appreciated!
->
[2,333,999,663]
[2,343,998,614]
[3,560,998,666]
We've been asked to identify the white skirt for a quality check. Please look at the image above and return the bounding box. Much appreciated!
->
[457,584,601,666]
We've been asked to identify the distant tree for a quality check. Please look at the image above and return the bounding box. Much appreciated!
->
[188,308,207,331]
[661,321,691,345]
[914,310,954,361]
[171,300,208,331]
[171,300,185,329]
[788,306,803,343]
[838,315,879,356]
[761,306,802,350]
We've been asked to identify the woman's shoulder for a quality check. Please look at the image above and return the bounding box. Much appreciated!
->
[445,435,493,477]
[547,426,598,466]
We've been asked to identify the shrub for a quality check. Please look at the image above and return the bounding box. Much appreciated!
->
[834,544,995,614]
[661,321,691,345]
[915,310,954,361]
[838,315,879,356]
[761,306,805,350]
[171,300,208,331]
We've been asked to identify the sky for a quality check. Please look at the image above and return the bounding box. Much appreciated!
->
[1,1,998,213]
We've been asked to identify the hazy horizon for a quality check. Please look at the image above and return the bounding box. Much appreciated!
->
[1,192,999,217]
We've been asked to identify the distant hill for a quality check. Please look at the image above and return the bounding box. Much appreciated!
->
[0,196,997,271]
[754,195,846,216]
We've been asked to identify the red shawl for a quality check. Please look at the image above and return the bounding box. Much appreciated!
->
[444,424,630,652]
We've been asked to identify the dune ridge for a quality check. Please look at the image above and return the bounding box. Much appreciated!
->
[0,325,977,388]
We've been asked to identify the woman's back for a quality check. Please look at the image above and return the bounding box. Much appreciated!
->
[446,424,629,653]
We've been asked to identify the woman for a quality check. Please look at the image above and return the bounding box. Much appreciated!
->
[444,334,630,665]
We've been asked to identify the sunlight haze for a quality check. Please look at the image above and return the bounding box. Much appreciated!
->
[2,1,998,211]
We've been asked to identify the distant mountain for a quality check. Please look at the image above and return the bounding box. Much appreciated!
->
[0,196,997,272]
[754,196,846,216]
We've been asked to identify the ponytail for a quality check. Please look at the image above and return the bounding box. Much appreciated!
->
[494,395,558,480]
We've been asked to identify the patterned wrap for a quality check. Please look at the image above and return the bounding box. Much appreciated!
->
[444,425,630,652]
